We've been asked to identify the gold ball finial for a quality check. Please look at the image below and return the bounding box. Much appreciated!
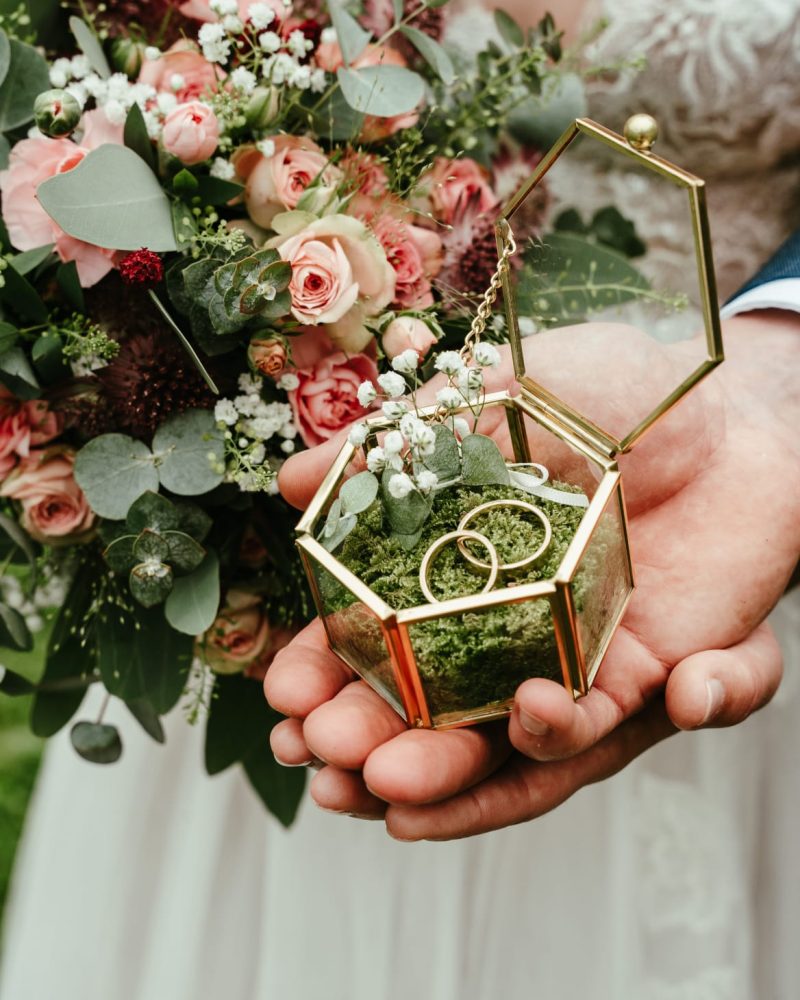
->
[624,113,659,152]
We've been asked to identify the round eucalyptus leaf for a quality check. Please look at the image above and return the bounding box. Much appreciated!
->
[164,550,220,635]
[70,721,123,764]
[126,490,181,534]
[102,534,137,573]
[152,409,225,496]
[133,528,170,563]
[337,65,425,117]
[164,530,206,573]
[74,434,158,520]
[129,562,173,608]
[339,471,379,515]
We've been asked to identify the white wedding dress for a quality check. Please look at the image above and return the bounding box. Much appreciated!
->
[3,3,800,998]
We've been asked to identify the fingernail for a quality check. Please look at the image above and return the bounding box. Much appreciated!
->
[703,679,725,723]
[274,756,313,768]
[519,709,549,736]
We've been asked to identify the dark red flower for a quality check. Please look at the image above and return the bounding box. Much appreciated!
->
[119,249,164,288]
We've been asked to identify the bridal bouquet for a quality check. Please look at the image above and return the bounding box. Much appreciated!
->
[0,0,617,823]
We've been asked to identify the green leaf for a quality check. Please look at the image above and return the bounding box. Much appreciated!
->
[205,672,273,774]
[172,198,198,251]
[31,332,67,383]
[133,528,170,562]
[69,15,111,78]
[426,423,460,481]
[0,665,35,695]
[337,65,424,118]
[589,206,647,259]
[163,530,206,572]
[308,86,365,142]
[164,550,219,635]
[152,408,225,496]
[461,433,511,486]
[400,26,455,84]
[125,697,165,743]
[320,511,357,553]
[75,434,158,520]
[0,346,40,399]
[392,0,403,22]
[70,721,122,763]
[126,490,181,534]
[0,29,10,89]
[339,471,379,515]
[129,561,173,607]
[329,0,371,65]
[57,260,84,311]
[494,9,524,47]
[37,144,179,252]
[508,73,587,149]
[0,603,32,651]
[123,101,156,171]
[172,167,199,194]
[195,175,244,205]
[0,510,37,581]
[175,502,212,542]
[0,134,9,170]
[243,745,306,826]
[0,265,48,323]
[0,36,50,131]
[0,321,16,355]
[10,243,55,275]
[381,469,432,537]
[102,533,137,572]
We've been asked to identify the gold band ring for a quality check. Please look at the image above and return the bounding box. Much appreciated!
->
[419,529,499,604]
[456,499,552,574]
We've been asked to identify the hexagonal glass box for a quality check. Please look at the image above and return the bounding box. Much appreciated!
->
[296,117,724,730]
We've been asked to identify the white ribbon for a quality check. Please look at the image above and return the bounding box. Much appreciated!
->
[508,465,590,509]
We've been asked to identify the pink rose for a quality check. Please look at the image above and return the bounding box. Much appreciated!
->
[233,136,342,229]
[0,109,123,287]
[426,156,498,225]
[0,448,95,544]
[0,390,62,480]
[288,351,378,447]
[162,101,220,165]
[382,316,438,361]
[372,214,443,309]
[198,589,271,674]
[271,213,395,353]
[138,40,220,103]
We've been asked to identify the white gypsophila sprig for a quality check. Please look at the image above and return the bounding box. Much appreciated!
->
[472,342,501,368]
[382,400,409,420]
[436,386,464,411]
[199,22,232,63]
[357,380,377,407]
[415,469,439,493]
[366,447,386,473]
[377,372,407,398]
[390,349,420,375]
[434,351,465,376]
[383,430,405,455]
[248,3,276,29]
[387,472,414,499]
[348,422,369,446]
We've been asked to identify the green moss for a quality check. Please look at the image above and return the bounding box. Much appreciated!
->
[324,485,587,720]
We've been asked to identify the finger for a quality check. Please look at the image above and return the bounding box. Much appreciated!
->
[385,700,676,841]
[509,626,663,761]
[264,618,353,720]
[270,717,315,767]
[666,621,783,731]
[278,429,350,510]
[363,722,512,805]
[310,765,387,819]
[303,679,408,770]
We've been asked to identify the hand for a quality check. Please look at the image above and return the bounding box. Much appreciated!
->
[265,313,800,838]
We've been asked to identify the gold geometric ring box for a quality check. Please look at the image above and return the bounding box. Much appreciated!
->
[296,116,724,729]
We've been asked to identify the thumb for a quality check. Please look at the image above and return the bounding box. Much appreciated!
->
[278,426,352,510]
[665,621,783,730]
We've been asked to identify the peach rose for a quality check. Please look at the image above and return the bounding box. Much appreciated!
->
[248,336,287,377]
[199,589,270,674]
[0,448,95,544]
[288,351,378,447]
[0,390,61,480]
[162,101,220,165]
[271,213,395,353]
[233,136,342,229]
[138,40,221,103]
[382,316,438,361]
[372,214,443,309]
[0,109,123,287]
[426,156,498,225]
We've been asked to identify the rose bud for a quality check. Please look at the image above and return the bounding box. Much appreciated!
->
[33,89,82,138]
[382,315,438,361]
[161,101,220,166]
[110,37,145,78]
[248,335,288,378]
[245,87,280,130]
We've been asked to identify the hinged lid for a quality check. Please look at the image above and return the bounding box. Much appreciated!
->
[497,117,724,457]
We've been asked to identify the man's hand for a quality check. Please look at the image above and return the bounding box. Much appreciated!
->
[265,313,800,839]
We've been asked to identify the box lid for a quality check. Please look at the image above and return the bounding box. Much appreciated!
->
[497,117,724,456]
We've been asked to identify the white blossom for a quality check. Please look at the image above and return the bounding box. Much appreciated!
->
[399,413,424,438]
[383,430,405,455]
[65,83,88,108]
[288,63,312,90]
[434,350,465,376]
[408,423,436,457]
[144,46,161,61]
[387,472,414,499]
[222,14,244,33]
[321,26,337,44]
[457,366,483,394]
[453,417,472,439]
[234,392,263,417]
[357,380,377,407]
[382,400,408,420]
[247,2,276,29]
[281,439,296,454]
[259,30,282,53]
[390,348,419,375]
[250,443,266,464]
[156,92,178,115]
[103,99,126,125]
[348,422,369,446]
[70,55,91,80]
[210,0,239,14]
[210,157,236,179]
[239,374,263,396]
[415,469,439,492]
[230,66,258,93]
[366,447,386,473]
[287,29,313,58]
[49,67,68,88]
[256,137,276,157]
[377,372,406,398]
[310,68,327,93]
[215,399,238,426]
[199,22,231,63]
[279,422,298,439]
[170,72,186,92]
[263,53,298,85]
[277,372,300,391]
[473,342,501,368]
[436,386,464,410]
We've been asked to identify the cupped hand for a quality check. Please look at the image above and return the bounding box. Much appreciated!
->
[265,313,800,838]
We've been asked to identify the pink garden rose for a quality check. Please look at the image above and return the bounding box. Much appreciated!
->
[288,350,378,447]
[162,101,220,165]
[426,156,498,225]
[233,136,342,229]
[271,213,395,353]
[0,110,123,287]
[382,316,438,361]
[0,391,61,480]
[372,213,443,309]
[0,448,95,544]
[138,40,221,103]
[198,589,271,674]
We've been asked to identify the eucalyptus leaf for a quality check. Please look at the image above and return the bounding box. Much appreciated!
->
[195,175,244,205]
[392,0,403,21]
[382,469,432,535]
[0,346,40,399]
[164,530,206,572]
[57,261,84,311]
[0,30,10,88]
[152,408,225,496]
[0,665,34,696]
[10,244,55,275]
[175,502,212,542]
[0,265,48,323]
[400,26,455,84]
[337,65,424,118]
[205,673,276,775]
[339,471,379,515]
[74,434,158,520]
[426,423,460,481]
[0,321,15,355]
[103,533,137,573]
[308,86,365,142]
[321,496,342,538]
[129,562,173,607]
[123,101,156,170]
[70,722,122,764]
[508,73,587,149]
[37,144,179,252]
[0,602,32,651]
[329,0,371,65]
[461,434,511,486]
[69,15,111,78]
[164,550,220,635]
[0,36,50,131]
[126,490,180,534]
[494,8,524,47]
[320,511,357,553]
[133,529,170,563]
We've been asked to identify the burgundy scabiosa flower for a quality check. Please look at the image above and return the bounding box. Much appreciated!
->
[119,249,164,288]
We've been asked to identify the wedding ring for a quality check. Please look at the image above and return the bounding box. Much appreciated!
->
[456,499,552,573]
[419,529,499,604]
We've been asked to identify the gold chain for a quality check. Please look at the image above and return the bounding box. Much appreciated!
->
[459,223,517,364]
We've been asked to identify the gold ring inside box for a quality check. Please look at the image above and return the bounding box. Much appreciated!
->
[419,529,500,604]
[456,499,553,573]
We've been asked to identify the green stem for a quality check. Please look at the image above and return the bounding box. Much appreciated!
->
[147,290,219,395]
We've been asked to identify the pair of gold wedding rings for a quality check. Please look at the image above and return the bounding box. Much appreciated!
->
[418,499,553,604]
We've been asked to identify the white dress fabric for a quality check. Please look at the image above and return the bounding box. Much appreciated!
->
[2,3,800,998]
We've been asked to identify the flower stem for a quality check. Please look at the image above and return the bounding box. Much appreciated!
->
[147,290,219,395]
